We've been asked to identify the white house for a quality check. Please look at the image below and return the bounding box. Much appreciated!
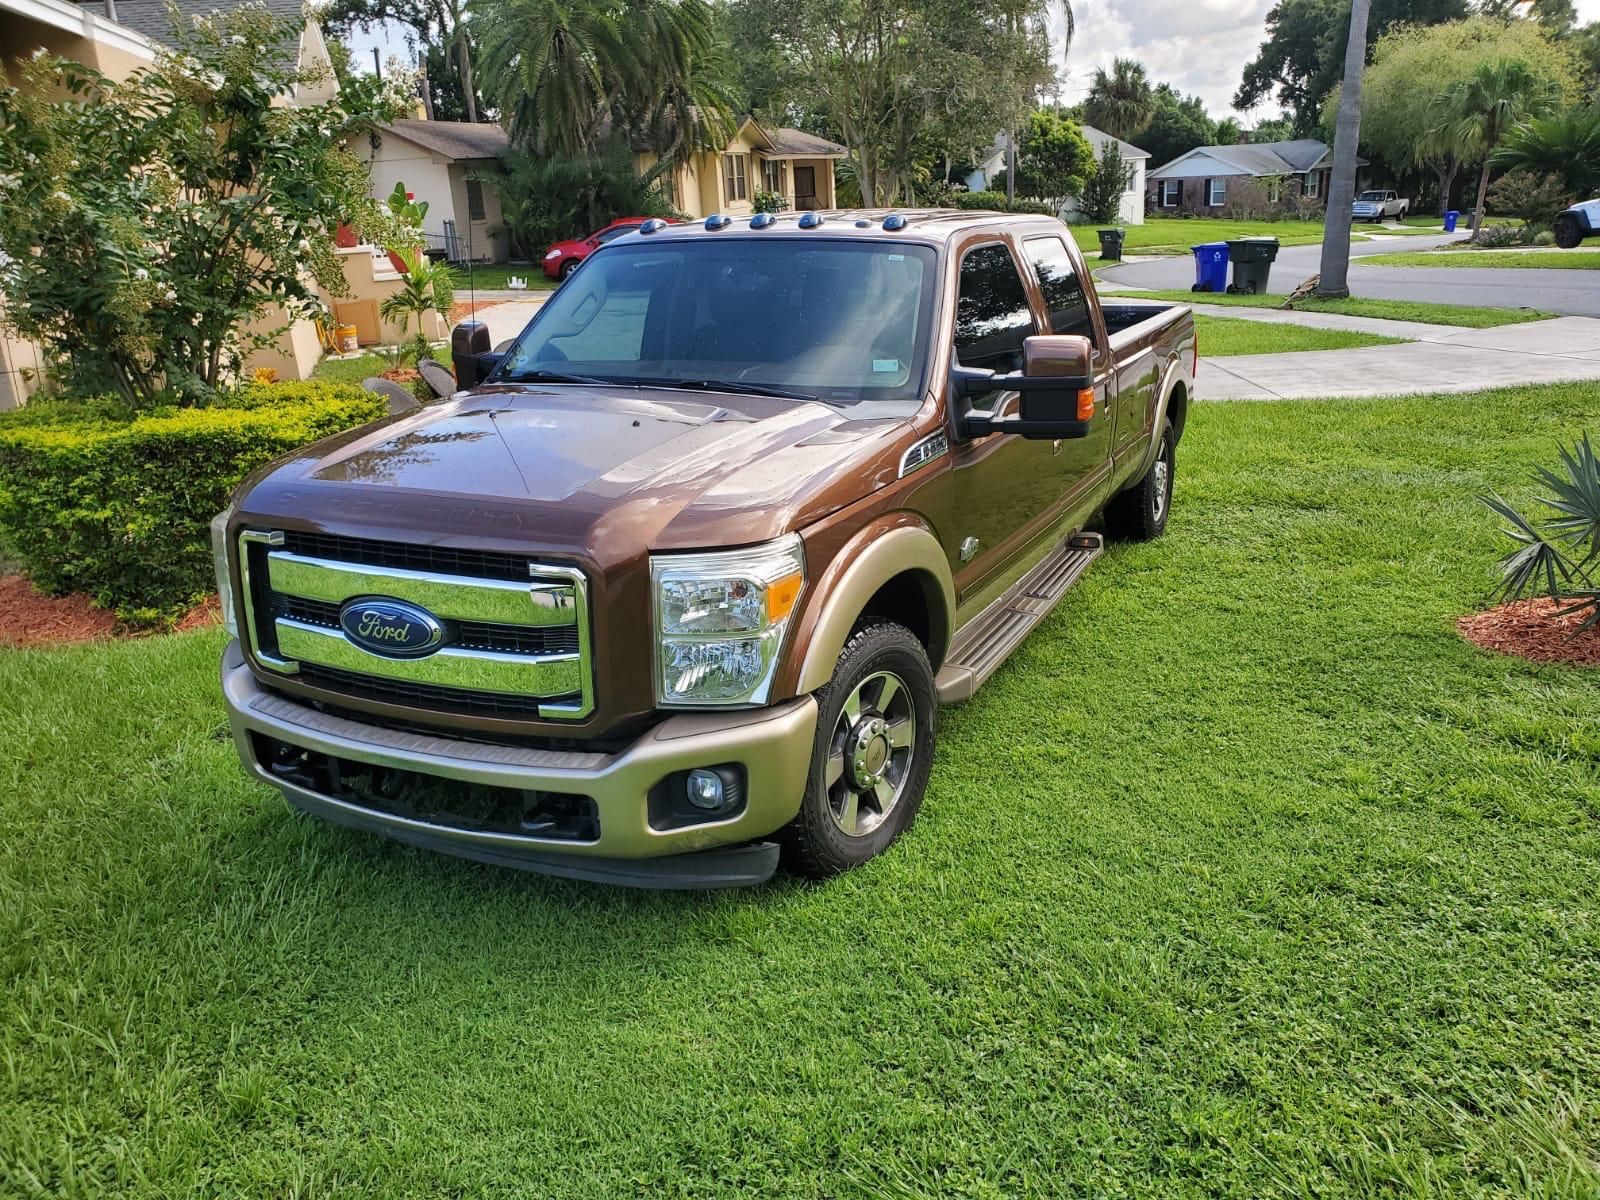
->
[353,120,513,263]
[963,124,1150,225]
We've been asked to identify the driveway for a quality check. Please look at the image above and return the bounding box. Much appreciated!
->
[1102,233,1600,318]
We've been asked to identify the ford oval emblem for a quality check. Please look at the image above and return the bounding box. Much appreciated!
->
[338,597,445,659]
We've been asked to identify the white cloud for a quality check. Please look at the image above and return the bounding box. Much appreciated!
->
[1052,0,1600,122]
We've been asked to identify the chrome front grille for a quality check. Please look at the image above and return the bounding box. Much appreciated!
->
[239,530,593,720]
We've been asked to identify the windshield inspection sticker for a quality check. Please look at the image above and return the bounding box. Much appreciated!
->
[873,359,900,373]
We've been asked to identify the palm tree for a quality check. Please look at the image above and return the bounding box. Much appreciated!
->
[379,248,457,354]
[1494,105,1600,199]
[473,0,734,162]
[1084,58,1154,142]
[1318,0,1372,298]
[1423,59,1562,243]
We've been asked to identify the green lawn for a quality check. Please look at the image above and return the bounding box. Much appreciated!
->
[5,385,1600,1196]
[1196,313,1407,355]
[1071,217,1361,257]
[1362,249,1600,270]
[310,350,399,386]
[1108,288,1555,328]
[450,264,557,291]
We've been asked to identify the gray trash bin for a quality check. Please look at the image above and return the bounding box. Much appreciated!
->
[1097,228,1126,261]
[1225,237,1280,295]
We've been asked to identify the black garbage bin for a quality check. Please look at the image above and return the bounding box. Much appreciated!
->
[1225,237,1280,294]
[1097,228,1126,261]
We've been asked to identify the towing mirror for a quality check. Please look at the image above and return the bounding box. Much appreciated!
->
[956,334,1096,439]
[451,320,502,389]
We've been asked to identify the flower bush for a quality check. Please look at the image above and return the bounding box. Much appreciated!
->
[0,6,412,406]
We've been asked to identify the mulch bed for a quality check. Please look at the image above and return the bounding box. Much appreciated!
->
[1458,597,1600,668]
[450,299,507,323]
[0,574,219,649]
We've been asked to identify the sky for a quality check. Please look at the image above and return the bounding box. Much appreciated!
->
[1051,0,1600,122]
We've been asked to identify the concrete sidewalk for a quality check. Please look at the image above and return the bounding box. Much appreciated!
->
[1202,316,1600,400]
[1189,302,1451,341]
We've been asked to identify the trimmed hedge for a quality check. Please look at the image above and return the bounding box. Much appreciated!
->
[0,382,388,622]
[952,192,1060,217]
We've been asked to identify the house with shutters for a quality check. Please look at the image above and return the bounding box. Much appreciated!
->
[1146,139,1366,214]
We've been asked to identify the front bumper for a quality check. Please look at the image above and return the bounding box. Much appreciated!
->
[221,642,817,887]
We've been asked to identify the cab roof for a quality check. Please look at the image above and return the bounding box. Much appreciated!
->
[628,208,1061,245]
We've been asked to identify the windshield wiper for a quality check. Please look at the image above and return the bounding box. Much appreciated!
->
[496,368,615,386]
[632,378,816,403]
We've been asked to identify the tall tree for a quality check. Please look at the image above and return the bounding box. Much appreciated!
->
[1340,16,1579,214]
[1236,0,1470,133]
[474,0,735,161]
[1423,58,1562,240]
[1014,109,1094,206]
[1318,0,1371,298]
[322,0,481,122]
[1083,57,1154,141]
[729,0,1062,205]
[1139,84,1215,166]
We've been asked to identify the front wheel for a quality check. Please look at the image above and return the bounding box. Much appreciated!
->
[1554,214,1584,249]
[780,621,936,878]
[559,258,579,280]
[1104,419,1175,542]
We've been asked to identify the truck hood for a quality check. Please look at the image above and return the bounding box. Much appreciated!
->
[237,384,909,564]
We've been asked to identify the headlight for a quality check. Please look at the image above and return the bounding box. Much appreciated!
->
[210,504,239,638]
[651,535,805,707]
[544,249,562,260]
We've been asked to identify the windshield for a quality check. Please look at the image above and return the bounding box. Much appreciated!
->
[1357,191,1385,202]
[494,238,939,415]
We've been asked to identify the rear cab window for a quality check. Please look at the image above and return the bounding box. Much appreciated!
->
[1021,236,1095,342]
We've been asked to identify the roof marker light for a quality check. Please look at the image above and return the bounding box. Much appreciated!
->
[797,211,825,229]
[882,213,907,231]
[854,219,871,228]
[639,218,669,235]
[750,211,777,229]
[704,213,731,230]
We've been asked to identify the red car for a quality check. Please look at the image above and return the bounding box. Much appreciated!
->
[541,216,669,279]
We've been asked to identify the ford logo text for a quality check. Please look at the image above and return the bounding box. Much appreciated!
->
[338,597,446,659]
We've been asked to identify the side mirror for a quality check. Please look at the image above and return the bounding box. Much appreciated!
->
[958,334,1096,439]
[451,321,492,388]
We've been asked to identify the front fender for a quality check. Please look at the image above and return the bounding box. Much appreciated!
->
[781,516,955,698]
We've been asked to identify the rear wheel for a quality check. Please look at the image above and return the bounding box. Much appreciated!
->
[1554,214,1584,249]
[1104,419,1174,542]
[780,621,936,878]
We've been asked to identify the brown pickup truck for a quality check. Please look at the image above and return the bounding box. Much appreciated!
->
[214,209,1195,887]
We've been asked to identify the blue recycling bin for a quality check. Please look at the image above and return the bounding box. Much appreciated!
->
[1444,210,1460,233]
[1190,242,1230,293]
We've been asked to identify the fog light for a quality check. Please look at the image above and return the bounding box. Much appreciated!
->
[686,769,725,810]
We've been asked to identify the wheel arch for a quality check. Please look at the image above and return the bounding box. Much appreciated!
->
[786,519,955,697]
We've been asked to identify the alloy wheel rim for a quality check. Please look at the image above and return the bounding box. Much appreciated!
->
[1152,448,1171,522]
[825,670,916,837]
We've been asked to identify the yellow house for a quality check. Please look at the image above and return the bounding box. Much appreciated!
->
[640,117,847,219]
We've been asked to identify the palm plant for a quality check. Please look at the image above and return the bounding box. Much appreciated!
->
[1083,58,1154,142]
[1422,59,1561,243]
[1484,433,1600,630]
[472,0,733,162]
[1493,105,1600,200]
[378,248,457,355]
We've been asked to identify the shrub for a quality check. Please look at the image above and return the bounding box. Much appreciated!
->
[1008,199,1057,216]
[954,190,1010,210]
[0,382,387,622]
[1485,170,1573,229]
[1463,222,1532,248]
[1079,139,1131,225]
[1483,432,1600,630]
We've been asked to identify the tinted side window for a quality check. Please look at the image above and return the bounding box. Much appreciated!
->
[954,243,1035,375]
[1024,237,1092,340]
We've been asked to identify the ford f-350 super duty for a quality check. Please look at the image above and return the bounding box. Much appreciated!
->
[215,209,1196,887]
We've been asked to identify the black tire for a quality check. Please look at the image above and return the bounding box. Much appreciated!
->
[1554,215,1584,250]
[1104,419,1175,542]
[780,620,937,878]
[559,258,579,280]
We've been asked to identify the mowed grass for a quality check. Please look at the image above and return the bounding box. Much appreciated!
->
[1363,249,1600,271]
[1195,313,1407,355]
[4,385,1600,1196]
[1070,217,1353,256]
[1107,288,1555,328]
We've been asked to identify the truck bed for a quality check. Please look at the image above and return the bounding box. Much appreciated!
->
[1100,300,1189,340]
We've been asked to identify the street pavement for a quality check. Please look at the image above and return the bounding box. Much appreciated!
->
[1102,233,1600,318]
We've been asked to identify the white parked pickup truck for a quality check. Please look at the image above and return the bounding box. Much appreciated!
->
[1351,190,1409,222]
